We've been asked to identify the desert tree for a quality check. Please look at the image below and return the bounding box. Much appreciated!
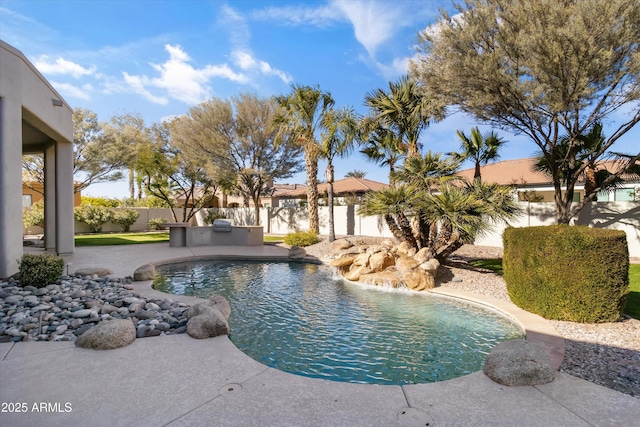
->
[410,0,640,223]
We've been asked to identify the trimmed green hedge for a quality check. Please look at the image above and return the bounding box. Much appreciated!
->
[503,225,629,323]
[284,231,320,247]
[19,254,64,288]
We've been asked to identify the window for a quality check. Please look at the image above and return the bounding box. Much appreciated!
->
[614,188,635,201]
[22,194,32,208]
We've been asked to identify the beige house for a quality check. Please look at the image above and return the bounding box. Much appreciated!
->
[456,158,639,202]
[274,177,386,207]
[1,40,75,277]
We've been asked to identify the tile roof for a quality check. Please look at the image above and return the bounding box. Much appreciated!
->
[456,158,639,186]
[277,177,387,197]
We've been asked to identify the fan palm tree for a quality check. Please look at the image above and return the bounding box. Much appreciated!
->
[450,127,506,182]
[275,85,335,233]
[364,75,442,158]
[320,106,358,241]
[359,116,405,186]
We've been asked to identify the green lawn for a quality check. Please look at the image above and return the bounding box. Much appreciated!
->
[75,232,170,246]
[75,231,285,246]
[469,259,640,320]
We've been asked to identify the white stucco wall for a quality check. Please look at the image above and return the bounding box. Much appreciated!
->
[0,40,74,277]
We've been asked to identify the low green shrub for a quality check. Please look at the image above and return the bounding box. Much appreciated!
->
[503,225,629,323]
[148,217,168,230]
[80,196,119,207]
[284,230,320,247]
[112,209,140,232]
[74,205,114,233]
[19,254,64,288]
[22,199,45,228]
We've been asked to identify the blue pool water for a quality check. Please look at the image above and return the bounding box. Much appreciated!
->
[153,260,523,385]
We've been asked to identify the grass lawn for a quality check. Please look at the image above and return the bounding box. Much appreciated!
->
[75,232,170,246]
[75,231,286,246]
[469,259,640,320]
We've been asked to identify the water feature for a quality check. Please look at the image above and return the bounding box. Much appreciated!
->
[153,260,524,385]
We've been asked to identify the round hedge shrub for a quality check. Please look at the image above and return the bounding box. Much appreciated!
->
[19,254,64,288]
[284,231,320,247]
[503,225,629,323]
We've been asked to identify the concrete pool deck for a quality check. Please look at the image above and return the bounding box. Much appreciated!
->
[1,243,639,426]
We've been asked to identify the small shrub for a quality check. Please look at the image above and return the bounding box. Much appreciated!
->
[284,230,320,247]
[112,209,140,232]
[503,225,629,323]
[19,254,64,288]
[74,205,114,233]
[148,217,168,230]
[202,208,226,225]
[22,199,45,228]
[80,196,119,207]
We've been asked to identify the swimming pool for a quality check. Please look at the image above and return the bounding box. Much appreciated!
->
[153,260,524,385]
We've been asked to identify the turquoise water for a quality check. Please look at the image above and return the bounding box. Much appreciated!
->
[154,260,523,385]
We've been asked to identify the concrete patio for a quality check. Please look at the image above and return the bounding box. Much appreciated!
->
[1,243,639,426]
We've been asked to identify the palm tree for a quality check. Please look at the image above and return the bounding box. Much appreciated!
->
[345,169,367,178]
[359,152,520,263]
[320,106,358,241]
[450,127,506,182]
[359,116,405,186]
[275,85,335,234]
[364,75,442,158]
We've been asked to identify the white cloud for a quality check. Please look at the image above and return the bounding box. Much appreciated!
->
[122,44,250,106]
[51,81,92,100]
[34,56,96,78]
[251,4,341,26]
[231,50,292,84]
[375,57,409,79]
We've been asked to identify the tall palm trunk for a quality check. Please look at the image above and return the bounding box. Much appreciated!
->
[306,151,320,233]
[326,162,335,241]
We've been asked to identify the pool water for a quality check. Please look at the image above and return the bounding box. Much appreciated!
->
[153,260,524,385]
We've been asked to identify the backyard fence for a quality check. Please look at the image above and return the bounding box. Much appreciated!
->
[23,202,640,257]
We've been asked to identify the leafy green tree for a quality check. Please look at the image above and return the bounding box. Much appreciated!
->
[364,75,443,158]
[450,127,506,182]
[103,112,150,199]
[275,84,336,233]
[136,120,219,223]
[22,108,127,194]
[320,106,358,241]
[410,0,640,223]
[74,204,114,233]
[22,199,44,228]
[112,209,140,232]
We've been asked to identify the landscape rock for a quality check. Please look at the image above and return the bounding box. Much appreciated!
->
[186,303,229,339]
[395,256,420,273]
[330,255,356,267]
[75,319,136,350]
[133,264,155,281]
[396,241,417,257]
[403,270,435,291]
[343,264,371,282]
[209,295,231,320]
[359,272,403,288]
[483,339,555,386]
[74,268,113,277]
[288,246,306,259]
[352,252,371,267]
[369,251,395,272]
[413,247,434,264]
[419,259,440,274]
[331,238,353,251]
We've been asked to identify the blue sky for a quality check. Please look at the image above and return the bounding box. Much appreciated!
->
[2,0,638,198]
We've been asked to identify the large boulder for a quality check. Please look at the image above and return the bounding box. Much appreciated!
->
[396,241,416,257]
[352,252,371,267]
[403,270,435,291]
[369,251,395,272]
[186,303,230,339]
[74,267,113,277]
[331,238,353,251]
[343,264,372,281]
[210,295,231,320]
[413,248,434,264]
[419,258,440,275]
[395,256,420,273]
[75,319,136,350]
[330,255,356,267]
[288,246,306,259]
[483,339,555,386]
[133,264,155,281]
